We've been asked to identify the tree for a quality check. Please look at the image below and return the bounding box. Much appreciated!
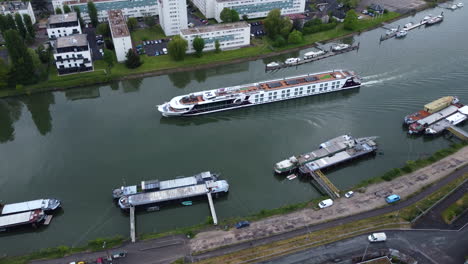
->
[215,39,221,53]
[14,13,27,39]
[4,30,37,85]
[125,49,142,69]
[0,15,8,32]
[167,35,188,61]
[127,17,137,32]
[103,49,114,70]
[344,9,358,30]
[264,9,292,39]
[63,4,71,13]
[23,14,35,38]
[5,14,17,31]
[96,23,110,37]
[242,14,248,21]
[73,6,85,28]
[192,36,205,57]
[36,44,51,64]
[288,30,303,44]
[273,35,286,47]
[220,8,232,23]
[87,1,99,27]
[28,48,47,80]
[55,7,63,14]
[231,9,240,22]
[0,59,9,89]
[144,16,156,27]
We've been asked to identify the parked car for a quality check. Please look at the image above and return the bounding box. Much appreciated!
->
[162,48,168,54]
[188,22,195,28]
[96,34,103,40]
[235,221,250,229]
[362,9,369,14]
[96,258,103,264]
[358,16,363,20]
[136,44,142,49]
[112,252,127,259]
[318,199,333,209]
[385,194,400,203]
[155,51,160,56]
[344,191,354,198]
[368,232,387,242]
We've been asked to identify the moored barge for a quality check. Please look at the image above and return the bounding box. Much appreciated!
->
[0,199,61,216]
[0,210,45,231]
[425,106,468,134]
[117,172,229,210]
[404,96,458,125]
[408,105,460,134]
[158,70,361,117]
[298,137,378,173]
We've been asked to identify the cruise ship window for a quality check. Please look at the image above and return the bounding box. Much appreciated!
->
[307,86,311,89]
[294,91,298,95]
[313,85,316,88]
[260,94,264,97]
[320,83,323,87]
[319,88,323,91]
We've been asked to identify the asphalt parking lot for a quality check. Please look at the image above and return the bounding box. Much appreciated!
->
[249,22,266,37]
[136,39,169,57]
[83,27,103,60]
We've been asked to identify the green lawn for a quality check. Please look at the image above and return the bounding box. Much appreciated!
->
[441,192,468,224]
[130,25,167,44]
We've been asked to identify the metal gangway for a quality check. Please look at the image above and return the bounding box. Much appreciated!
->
[308,169,341,199]
[447,126,468,141]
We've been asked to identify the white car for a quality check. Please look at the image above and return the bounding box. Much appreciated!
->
[345,191,354,198]
[368,232,387,242]
[318,199,333,209]
[162,48,168,54]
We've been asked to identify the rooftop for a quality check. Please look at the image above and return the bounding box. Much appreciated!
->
[108,10,130,38]
[48,12,78,25]
[0,1,30,11]
[64,0,157,13]
[181,21,250,35]
[56,34,88,48]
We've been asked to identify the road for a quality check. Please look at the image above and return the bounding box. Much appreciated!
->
[261,227,468,264]
[32,166,468,264]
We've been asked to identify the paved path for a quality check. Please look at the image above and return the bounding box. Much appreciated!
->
[262,227,468,264]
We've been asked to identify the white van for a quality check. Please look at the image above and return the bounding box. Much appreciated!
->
[368,232,387,242]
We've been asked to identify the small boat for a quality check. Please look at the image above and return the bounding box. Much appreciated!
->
[303,50,325,59]
[385,28,398,35]
[331,44,350,51]
[457,2,463,7]
[426,15,444,26]
[450,4,458,9]
[403,22,413,30]
[284,58,300,65]
[422,15,432,22]
[267,62,280,68]
[395,30,408,38]
[286,174,297,180]
[181,201,193,206]
[147,206,160,212]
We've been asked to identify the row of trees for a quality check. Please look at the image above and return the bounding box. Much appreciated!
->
[0,13,36,43]
[167,36,221,61]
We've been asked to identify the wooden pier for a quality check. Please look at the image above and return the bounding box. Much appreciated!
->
[206,192,218,225]
[380,12,444,42]
[265,44,359,72]
[304,169,341,199]
[130,206,136,243]
[447,126,468,141]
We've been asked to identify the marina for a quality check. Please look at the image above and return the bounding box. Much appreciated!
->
[380,12,444,41]
[265,44,359,71]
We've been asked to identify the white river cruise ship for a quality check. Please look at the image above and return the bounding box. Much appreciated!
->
[157,70,361,116]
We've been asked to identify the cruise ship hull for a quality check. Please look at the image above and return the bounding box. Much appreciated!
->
[158,70,361,117]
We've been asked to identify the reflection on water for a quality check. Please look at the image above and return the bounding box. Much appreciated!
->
[110,81,119,91]
[168,71,192,89]
[21,93,55,136]
[122,79,143,93]
[65,87,101,101]
[193,69,207,83]
[0,99,22,142]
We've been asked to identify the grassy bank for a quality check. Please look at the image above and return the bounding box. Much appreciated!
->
[355,142,468,189]
[131,25,166,44]
[399,173,468,221]
[0,236,124,264]
[441,192,468,224]
[0,12,401,99]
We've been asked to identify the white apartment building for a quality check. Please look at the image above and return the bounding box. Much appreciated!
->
[47,12,82,39]
[53,0,158,23]
[53,34,93,75]
[180,21,250,53]
[192,0,305,22]
[108,10,132,62]
[0,1,36,24]
[158,0,188,36]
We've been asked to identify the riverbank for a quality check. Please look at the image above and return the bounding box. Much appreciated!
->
[0,12,405,99]
[2,143,466,264]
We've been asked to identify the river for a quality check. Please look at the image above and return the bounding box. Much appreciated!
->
[0,6,467,256]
